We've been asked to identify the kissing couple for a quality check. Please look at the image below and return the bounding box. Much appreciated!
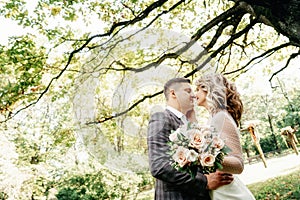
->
[147,73,256,200]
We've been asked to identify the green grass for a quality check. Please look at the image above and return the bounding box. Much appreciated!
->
[137,169,300,200]
[136,169,300,200]
[248,169,300,200]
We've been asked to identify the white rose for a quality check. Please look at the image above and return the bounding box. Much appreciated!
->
[202,130,212,137]
[186,149,199,162]
[169,131,179,142]
[172,146,190,167]
[212,136,225,149]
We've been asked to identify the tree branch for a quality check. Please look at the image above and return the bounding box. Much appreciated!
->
[269,51,300,87]
[185,17,259,77]
[224,42,291,75]
[86,90,163,124]
[134,2,247,72]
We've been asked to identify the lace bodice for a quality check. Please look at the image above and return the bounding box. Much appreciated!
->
[209,110,244,174]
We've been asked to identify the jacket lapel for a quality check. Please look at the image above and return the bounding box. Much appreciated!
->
[166,109,183,128]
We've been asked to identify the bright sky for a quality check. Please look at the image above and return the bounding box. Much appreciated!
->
[0,17,24,45]
[0,0,106,45]
[0,0,37,45]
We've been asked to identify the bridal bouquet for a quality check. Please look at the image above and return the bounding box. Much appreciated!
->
[168,122,231,178]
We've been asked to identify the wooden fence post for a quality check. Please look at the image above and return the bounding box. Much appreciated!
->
[281,126,299,155]
[248,125,267,168]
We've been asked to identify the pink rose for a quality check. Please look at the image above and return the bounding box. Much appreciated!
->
[200,153,215,167]
[188,129,205,150]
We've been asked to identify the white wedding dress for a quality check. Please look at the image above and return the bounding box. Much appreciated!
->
[208,111,256,200]
[209,175,255,200]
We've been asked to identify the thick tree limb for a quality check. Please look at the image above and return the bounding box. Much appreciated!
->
[231,0,300,46]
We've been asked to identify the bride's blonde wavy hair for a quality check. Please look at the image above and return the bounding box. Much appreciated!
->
[195,73,243,127]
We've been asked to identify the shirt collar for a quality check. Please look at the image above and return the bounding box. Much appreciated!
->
[166,105,185,119]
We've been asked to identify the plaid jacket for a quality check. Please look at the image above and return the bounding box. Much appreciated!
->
[147,109,210,200]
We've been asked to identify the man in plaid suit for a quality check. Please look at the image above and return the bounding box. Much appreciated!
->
[147,77,233,200]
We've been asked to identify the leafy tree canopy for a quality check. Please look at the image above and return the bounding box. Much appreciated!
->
[0,0,299,122]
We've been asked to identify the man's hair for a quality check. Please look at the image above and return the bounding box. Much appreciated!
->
[163,77,191,100]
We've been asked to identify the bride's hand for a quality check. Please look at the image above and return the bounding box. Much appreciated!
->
[186,108,197,122]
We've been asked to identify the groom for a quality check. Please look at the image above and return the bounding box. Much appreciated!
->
[147,77,233,200]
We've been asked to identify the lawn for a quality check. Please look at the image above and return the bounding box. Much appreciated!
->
[137,168,300,200]
[248,168,300,199]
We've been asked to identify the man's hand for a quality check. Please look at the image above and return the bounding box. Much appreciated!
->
[205,171,234,190]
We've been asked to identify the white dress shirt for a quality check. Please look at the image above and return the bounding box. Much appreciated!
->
[166,106,188,124]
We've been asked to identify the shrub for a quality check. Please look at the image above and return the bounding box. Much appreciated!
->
[53,168,154,200]
[0,191,8,200]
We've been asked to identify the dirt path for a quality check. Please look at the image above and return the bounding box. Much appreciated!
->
[238,153,300,185]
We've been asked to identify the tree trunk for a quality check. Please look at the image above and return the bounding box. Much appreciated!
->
[267,113,280,153]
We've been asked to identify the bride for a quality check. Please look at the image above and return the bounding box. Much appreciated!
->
[194,73,255,200]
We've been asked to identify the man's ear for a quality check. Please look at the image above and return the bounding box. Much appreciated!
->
[170,89,176,98]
